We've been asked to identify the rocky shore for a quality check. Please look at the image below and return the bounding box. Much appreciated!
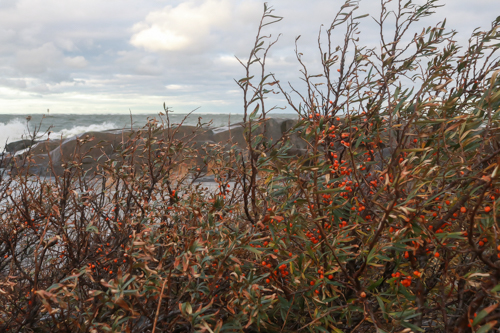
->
[1,118,310,177]
[4,116,497,178]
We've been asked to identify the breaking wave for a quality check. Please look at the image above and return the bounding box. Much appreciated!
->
[44,122,117,140]
[1,118,117,149]
[0,118,29,148]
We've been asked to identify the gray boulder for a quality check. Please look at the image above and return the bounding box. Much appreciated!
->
[5,139,38,153]
[7,118,308,177]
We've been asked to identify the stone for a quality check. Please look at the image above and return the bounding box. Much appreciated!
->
[4,118,315,177]
[5,139,38,153]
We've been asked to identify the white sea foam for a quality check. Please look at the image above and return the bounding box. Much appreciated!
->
[42,122,117,140]
[0,118,30,147]
[1,119,118,151]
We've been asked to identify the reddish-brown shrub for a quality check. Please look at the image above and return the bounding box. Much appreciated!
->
[1,1,500,332]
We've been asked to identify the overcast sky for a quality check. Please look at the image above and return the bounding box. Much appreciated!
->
[0,0,497,114]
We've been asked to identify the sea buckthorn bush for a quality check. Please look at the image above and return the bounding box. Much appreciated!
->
[1,0,500,332]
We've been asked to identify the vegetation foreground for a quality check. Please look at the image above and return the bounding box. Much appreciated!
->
[1,1,500,332]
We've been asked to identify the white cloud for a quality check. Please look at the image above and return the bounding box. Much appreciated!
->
[15,43,62,74]
[217,55,240,66]
[0,28,16,43]
[166,84,188,90]
[130,0,260,52]
[0,78,26,89]
[0,0,497,114]
[64,56,88,68]
[131,25,190,51]
[55,38,78,52]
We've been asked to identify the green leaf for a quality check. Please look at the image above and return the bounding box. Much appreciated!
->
[401,320,424,332]
[181,302,192,315]
[491,284,500,292]
[250,104,260,120]
[122,277,136,290]
[354,13,369,19]
[355,133,365,148]
[86,224,99,233]
[473,304,498,326]
[399,285,416,301]
[376,296,388,320]
[476,321,498,333]
[244,245,263,255]
[238,76,254,83]
[435,232,466,240]
[368,278,384,291]
[401,148,430,152]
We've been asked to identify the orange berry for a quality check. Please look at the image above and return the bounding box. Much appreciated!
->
[360,291,366,298]
[460,207,466,213]
[484,206,491,213]
[434,252,440,258]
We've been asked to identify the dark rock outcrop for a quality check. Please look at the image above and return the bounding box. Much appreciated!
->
[5,139,38,153]
[6,116,497,178]
[4,118,306,177]
[5,116,498,178]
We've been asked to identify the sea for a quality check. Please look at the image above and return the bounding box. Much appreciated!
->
[0,112,299,148]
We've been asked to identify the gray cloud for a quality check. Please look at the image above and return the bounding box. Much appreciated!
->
[0,0,497,114]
